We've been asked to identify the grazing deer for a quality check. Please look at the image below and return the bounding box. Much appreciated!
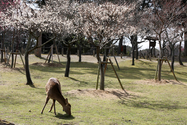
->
[41,78,71,116]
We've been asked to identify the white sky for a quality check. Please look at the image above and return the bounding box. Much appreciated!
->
[122,36,185,51]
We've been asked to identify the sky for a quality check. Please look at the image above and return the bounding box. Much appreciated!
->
[123,36,185,51]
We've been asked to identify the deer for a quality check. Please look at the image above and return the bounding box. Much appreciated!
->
[41,78,71,116]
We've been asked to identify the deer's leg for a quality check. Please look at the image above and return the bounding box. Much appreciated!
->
[41,97,49,114]
[53,99,56,115]
[49,102,54,112]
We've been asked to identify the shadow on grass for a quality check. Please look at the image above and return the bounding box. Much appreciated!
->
[55,113,75,120]
[27,84,36,88]
[28,59,187,83]
[119,97,187,110]
[68,77,89,84]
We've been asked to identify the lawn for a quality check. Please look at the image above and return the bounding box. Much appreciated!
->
[0,55,187,125]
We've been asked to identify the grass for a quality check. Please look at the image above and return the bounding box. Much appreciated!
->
[0,55,187,125]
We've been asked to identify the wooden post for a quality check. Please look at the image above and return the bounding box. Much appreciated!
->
[55,45,60,63]
[51,45,53,63]
[45,47,51,63]
[155,59,159,80]
[14,50,18,68]
[104,58,108,74]
[114,55,120,70]
[155,57,178,82]
[18,50,25,68]
[165,58,178,81]
[109,58,128,95]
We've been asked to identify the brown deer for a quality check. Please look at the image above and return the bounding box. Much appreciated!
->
[41,78,71,116]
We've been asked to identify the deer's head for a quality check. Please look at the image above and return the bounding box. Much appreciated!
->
[63,98,71,116]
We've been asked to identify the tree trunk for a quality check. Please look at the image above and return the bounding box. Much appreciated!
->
[34,32,42,57]
[118,36,123,56]
[1,31,4,63]
[11,53,14,68]
[25,31,33,85]
[96,46,105,90]
[158,59,162,81]
[11,30,15,68]
[158,37,162,81]
[171,44,175,71]
[100,62,105,90]
[178,42,183,65]
[48,53,52,63]
[25,52,33,85]
[132,45,135,65]
[131,35,137,65]
[78,45,82,62]
[135,37,138,60]
[103,48,109,62]
[184,30,187,56]
[65,46,71,77]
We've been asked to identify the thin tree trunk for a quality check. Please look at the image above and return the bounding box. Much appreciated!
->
[132,45,135,65]
[25,31,33,85]
[78,45,82,62]
[178,42,183,65]
[11,30,15,68]
[11,52,14,68]
[100,63,105,90]
[1,31,5,63]
[25,52,33,85]
[48,53,52,63]
[34,32,42,57]
[158,37,162,81]
[131,35,137,65]
[135,37,138,60]
[118,36,123,56]
[65,46,71,77]
[158,59,162,81]
[95,46,105,90]
[171,45,175,71]
[184,30,187,56]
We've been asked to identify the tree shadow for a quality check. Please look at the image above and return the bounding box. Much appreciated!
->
[119,97,187,110]
[55,113,75,120]
[28,84,36,88]
[68,77,89,84]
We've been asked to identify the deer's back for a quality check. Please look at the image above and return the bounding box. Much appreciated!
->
[45,78,62,100]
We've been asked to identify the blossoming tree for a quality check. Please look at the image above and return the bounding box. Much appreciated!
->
[0,0,20,62]
[141,0,187,81]
[1,0,71,85]
[76,2,136,90]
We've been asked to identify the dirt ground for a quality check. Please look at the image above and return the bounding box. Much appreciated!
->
[66,88,131,100]
[66,79,186,100]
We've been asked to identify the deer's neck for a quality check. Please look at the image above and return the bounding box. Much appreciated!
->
[56,94,66,107]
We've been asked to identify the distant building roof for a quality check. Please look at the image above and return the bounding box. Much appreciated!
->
[145,36,159,40]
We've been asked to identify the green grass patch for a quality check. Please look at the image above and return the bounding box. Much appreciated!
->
[0,55,187,124]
